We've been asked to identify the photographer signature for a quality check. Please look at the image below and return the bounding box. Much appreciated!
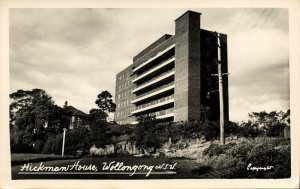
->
[247,163,274,172]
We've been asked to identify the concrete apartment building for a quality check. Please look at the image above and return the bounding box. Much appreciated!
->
[114,10,229,125]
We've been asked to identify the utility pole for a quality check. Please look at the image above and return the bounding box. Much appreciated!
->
[61,128,67,156]
[212,32,228,145]
[217,32,225,145]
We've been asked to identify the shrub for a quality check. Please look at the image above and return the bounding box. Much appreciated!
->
[42,134,62,154]
[203,142,236,157]
[135,115,170,149]
[32,140,45,153]
[107,124,134,137]
[11,143,35,153]
[198,137,291,178]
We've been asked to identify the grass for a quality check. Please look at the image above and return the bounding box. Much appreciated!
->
[11,153,75,165]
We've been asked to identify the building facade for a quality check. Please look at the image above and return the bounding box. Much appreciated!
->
[114,11,229,125]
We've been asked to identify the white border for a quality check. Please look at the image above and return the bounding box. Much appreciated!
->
[1,0,299,188]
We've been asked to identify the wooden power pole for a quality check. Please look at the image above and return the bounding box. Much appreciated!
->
[217,32,225,145]
[211,32,228,145]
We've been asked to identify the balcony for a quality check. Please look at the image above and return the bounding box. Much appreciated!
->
[132,83,174,104]
[132,70,175,94]
[131,108,174,124]
[130,120,138,124]
[133,57,175,83]
[149,108,174,118]
[133,44,175,73]
[156,113,174,119]
[131,97,174,115]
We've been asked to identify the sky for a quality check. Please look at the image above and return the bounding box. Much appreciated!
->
[9,8,289,122]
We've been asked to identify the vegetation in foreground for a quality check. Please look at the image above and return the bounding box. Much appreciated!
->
[194,137,290,178]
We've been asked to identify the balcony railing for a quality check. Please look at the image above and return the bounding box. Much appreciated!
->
[132,83,174,104]
[133,44,175,73]
[130,108,174,124]
[132,69,175,93]
[133,56,175,83]
[131,95,174,115]
[148,108,174,117]
[156,113,174,119]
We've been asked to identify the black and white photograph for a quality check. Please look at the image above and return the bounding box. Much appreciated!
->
[1,0,300,188]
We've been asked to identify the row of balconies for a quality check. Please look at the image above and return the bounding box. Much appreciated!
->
[133,43,175,73]
[130,43,176,121]
[132,69,175,94]
[131,94,174,115]
[133,56,175,83]
[132,82,174,104]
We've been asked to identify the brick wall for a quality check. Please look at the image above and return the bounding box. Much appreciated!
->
[174,11,201,122]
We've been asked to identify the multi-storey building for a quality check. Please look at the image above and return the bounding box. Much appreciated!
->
[114,10,229,125]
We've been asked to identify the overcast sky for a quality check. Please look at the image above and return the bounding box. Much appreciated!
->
[9,8,289,122]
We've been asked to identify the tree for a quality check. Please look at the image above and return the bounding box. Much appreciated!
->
[248,110,289,137]
[95,90,116,114]
[199,105,209,121]
[239,120,261,137]
[87,109,109,147]
[89,108,107,123]
[86,90,116,147]
[135,115,161,149]
[90,90,116,125]
[10,89,63,149]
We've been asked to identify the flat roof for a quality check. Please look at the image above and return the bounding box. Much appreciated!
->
[175,10,202,22]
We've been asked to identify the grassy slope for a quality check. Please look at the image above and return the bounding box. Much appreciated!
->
[11,153,75,165]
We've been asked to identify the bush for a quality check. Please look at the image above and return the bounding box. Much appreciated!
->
[201,154,239,170]
[203,142,235,157]
[135,116,170,149]
[169,121,220,141]
[11,143,35,153]
[32,140,45,153]
[237,121,263,137]
[107,124,134,137]
[198,137,290,178]
[42,134,62,154]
